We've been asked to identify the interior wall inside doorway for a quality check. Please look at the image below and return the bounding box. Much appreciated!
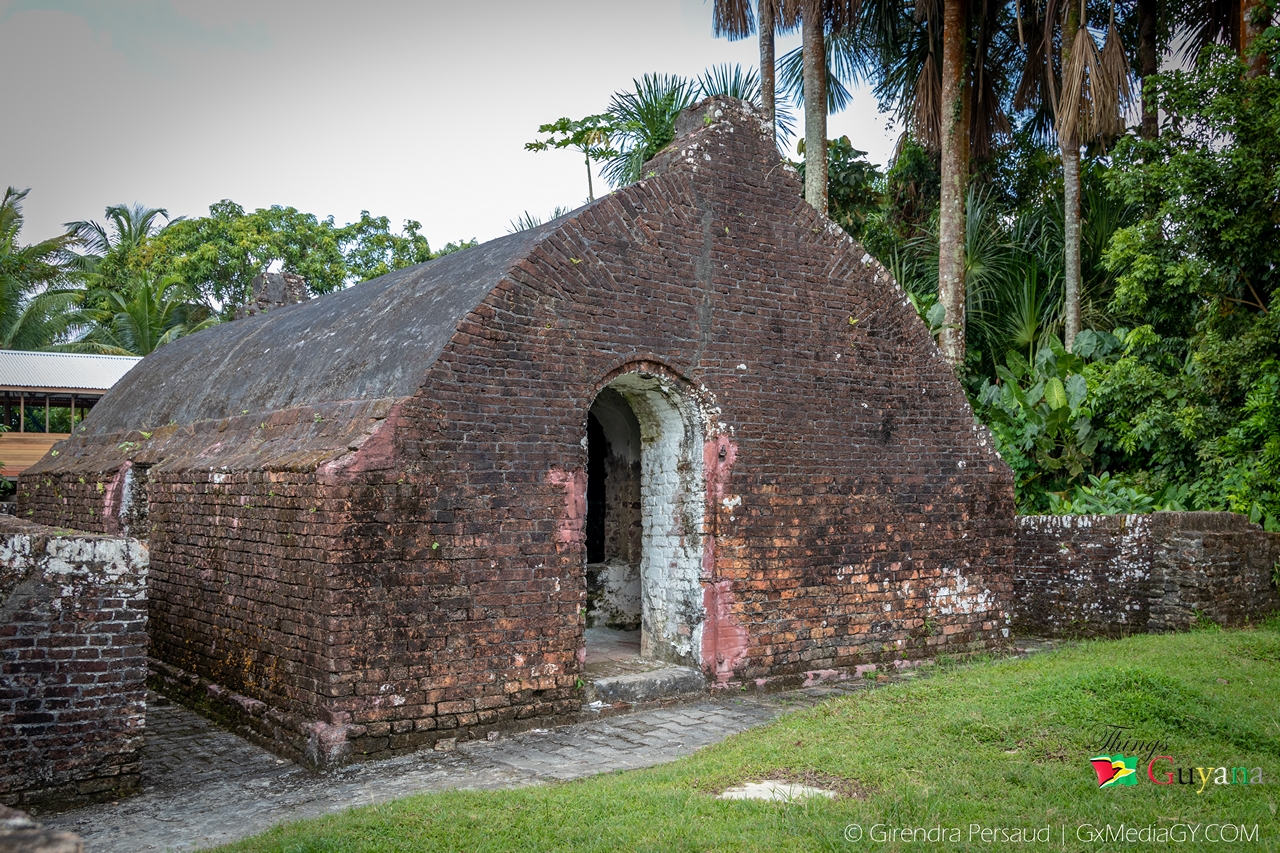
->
[585,387,642,631]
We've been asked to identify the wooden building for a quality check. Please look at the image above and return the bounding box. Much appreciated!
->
[0,351,141,478]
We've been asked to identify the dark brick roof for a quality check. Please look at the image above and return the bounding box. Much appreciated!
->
[83,218,565,435]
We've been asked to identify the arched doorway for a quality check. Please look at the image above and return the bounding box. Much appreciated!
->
[583,371,706,669]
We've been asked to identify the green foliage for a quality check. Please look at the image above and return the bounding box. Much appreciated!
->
[525,114,618,161]
[339,213,442,283]
[1079,50,1280,526]
[1046,473,1156,515]
[507,207,570,235]
[136,201,347,308]
[0,188,84,350]
[695,63,797,144]
[976,335,1098,509]
[793,137,882,241]
[596,65,789,189]
[131,201,470,313]
[1106,48,1279,341]
[526,114,620,201]
[57,274,216,357]
[601,74,699,188]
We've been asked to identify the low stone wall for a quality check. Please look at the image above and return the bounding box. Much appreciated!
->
[1013,512,1280,637]
[0,517,148,811]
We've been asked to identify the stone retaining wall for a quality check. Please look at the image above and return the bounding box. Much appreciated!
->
[1013,512,1280,637]
[0,517,147,810]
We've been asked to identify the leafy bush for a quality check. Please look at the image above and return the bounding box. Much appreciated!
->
[976,334,1098,510]
[1046,473,1156,515]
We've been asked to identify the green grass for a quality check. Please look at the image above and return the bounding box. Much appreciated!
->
[211,624,1280,852]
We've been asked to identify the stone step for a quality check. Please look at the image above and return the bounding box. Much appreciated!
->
[585,665,706,705]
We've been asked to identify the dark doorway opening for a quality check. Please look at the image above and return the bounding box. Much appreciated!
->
[583,388,642,634]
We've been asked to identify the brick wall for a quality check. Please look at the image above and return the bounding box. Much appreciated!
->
[0,517,147,811]
[22,97,1016,766]
[1012,512,1280,637]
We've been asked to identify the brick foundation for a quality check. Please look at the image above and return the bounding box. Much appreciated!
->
[0,517,147,810]
[1012,512,1280,637]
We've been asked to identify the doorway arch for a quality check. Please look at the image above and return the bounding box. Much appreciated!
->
[584,370,706,666]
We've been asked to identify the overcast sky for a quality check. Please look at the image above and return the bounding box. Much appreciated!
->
[2,0,901,248]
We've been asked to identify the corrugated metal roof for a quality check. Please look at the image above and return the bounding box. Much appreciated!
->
[0,350,142,393]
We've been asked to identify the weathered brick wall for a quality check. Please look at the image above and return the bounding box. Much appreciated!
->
[0,517,147,810]
[1147,512,1280,632]
[21,97,1016,766]
[318,98,1015,758]
[1013,512,1280,637]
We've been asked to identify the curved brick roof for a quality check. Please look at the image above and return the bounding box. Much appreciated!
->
[82,218,566,435]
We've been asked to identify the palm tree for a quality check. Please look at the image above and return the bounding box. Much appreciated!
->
[712,1,799,139]
[60,274,216,357]
[66,203,179,272]
[1015,0,1132,351]
[936,0,970,364]
[601,74,700,187]
[785,0,1013,363]
[726,0,856,215]
[0,187,83,350]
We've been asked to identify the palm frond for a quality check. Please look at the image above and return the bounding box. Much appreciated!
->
[507,207,571,234]
[697,63,798,145]
[1057,23,1104,146]
[712,0,755,39]
[1175,0,1239,63]
[602,74,699,187]
[1098,19,1135,138]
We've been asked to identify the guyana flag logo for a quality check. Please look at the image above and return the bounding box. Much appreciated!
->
[1091,755,1139,788]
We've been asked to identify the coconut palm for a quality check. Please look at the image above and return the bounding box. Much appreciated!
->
[0,187,83,350]
[66,203,180,273]
[60,274,217,357]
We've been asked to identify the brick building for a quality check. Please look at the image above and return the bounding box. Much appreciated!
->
[21,97,1014,766]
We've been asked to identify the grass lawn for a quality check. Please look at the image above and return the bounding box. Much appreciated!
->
[211,623,1280,852]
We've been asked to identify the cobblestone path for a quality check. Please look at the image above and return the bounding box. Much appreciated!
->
[46,691,815,853]
[45,641,1063,852]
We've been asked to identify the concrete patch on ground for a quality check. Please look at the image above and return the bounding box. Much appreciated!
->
[718,781,838,802]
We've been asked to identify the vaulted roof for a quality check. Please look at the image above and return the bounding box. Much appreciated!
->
[82,220,563,435]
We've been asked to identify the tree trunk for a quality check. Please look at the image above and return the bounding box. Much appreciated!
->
[802,0,828,214]
[760,0,776,131]
[1241,0,1268,77]
[1061,5,1082,351]
[586,151,595,202]
[1138,0,1158,139]
[937,0,969,365]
